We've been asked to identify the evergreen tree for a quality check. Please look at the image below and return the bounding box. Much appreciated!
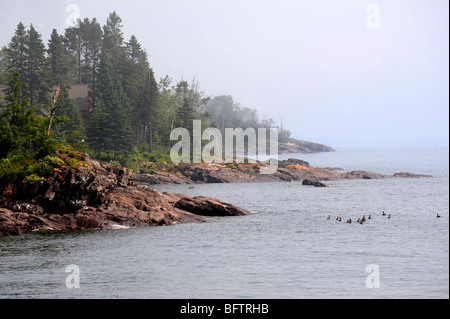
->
[5,23,28,100]
[6,24,50,109]
[88,52,133,164]
[64,19,83,84]
[0,46,8,84]
[173,80,209,132]
[102,11,125,61]
[85,18,103,109]
[125,35,160,152]
[47,29,70,86]
[141,69,159,152]
[53,85,85,148]
[5,22,27,76]
[86,99,109,157]
[24,24,50,109]
[175,93,196,133]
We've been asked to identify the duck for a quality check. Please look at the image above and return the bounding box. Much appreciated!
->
[346,219,352,224]
[382,211,386,216]
[388,214,391,219]
[362,215,366,222]
[437,214,441,218]
[338,217,342,222]
[368,215,372,220]
[327,215,331,220]
[358,219,364,225]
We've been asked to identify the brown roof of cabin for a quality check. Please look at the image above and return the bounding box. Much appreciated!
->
[0,84,89,112]
[66,84,89,111]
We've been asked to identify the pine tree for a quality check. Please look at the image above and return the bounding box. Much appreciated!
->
[5,23,27,100]
[0,46,9,85]
[88,52,133,163]
[5,22,27,75]
[102,11,125,61]
[6,24,50,109]
[47,29,69,86]
[85,18,102,109]
[124,35,160,152]
[64,20,82,84]
[173,80,208,133]
[86,99,109,157]
[142,69,159,152]
[53,85,84,146]
[24,24,50,109]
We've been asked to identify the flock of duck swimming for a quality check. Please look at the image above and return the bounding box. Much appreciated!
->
[327,211,442,224]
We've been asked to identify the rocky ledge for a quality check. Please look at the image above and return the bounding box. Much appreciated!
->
[0,152,247,237]
[133,158,432,185]
[278,141,335,154]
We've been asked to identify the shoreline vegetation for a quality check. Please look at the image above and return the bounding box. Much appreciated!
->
[0,73,432,238]
[0,147,432,237]
[0,151,248,237]
[0,12,331,170]
[0,13,432,238]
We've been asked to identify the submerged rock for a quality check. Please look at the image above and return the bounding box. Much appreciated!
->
[302,179,327,187]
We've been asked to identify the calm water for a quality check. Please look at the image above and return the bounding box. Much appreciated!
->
[0,147,448,299]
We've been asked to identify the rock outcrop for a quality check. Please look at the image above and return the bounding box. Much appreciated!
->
[302,179,327,187]
[0,152,248,237]
[133,159,432,185]
[278,141,335,154]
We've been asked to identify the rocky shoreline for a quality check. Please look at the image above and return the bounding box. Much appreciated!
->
[0,152,247,237]
[0,153,433,237]
[278,141,335,154]
[133,158,433,185]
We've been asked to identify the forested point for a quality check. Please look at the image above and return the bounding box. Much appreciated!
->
[0,12,293,176]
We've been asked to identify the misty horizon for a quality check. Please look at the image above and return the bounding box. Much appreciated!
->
[0,0,448,149]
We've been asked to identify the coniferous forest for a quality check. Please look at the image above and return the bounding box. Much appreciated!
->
[0,12,293,172]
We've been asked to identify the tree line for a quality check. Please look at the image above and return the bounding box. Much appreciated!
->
[0,12,292,169]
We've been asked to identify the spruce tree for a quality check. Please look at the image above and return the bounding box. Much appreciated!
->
[5,22,27,76]
[25,24,50,109]
[47,29,69,86]
[88,52,133,163]
[6,24,50,109]
[86,99,109,157]
[0,46,9,85]
[53,85,84,147]
[64,20,83,84]
[85,18,103,109]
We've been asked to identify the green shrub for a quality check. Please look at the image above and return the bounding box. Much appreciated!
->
[109,160,122,169]
[23,174,42,185]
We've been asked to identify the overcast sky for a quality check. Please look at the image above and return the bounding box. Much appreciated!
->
[0,0,448,148]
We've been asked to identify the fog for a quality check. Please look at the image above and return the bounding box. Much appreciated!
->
[0,0,448,148]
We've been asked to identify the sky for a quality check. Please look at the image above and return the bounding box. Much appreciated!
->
[0,0,448,149]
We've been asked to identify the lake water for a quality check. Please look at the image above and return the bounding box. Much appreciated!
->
[0,147,448,299]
